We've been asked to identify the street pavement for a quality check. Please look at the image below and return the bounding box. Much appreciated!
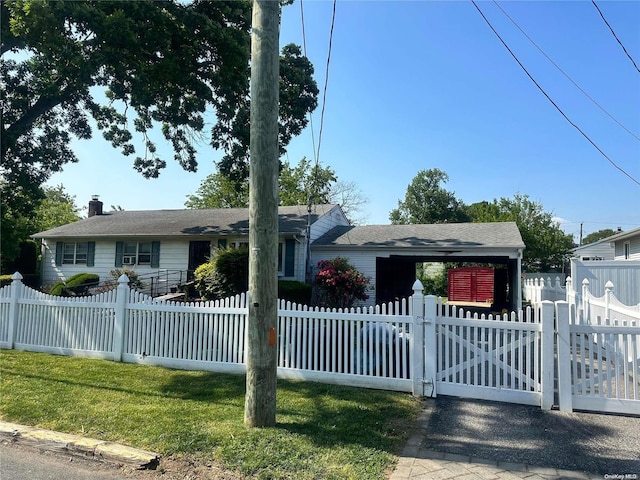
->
[391,396,640,480]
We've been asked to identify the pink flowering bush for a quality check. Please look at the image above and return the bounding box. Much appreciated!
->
[314,257,371,309]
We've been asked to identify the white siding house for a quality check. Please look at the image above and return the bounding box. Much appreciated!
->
[32,199,525,309]
[311,223,525,310]
[33,201,349,294]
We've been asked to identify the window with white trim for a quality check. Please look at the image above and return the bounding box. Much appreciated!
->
[122,242,152,265]
[63,242,88,264]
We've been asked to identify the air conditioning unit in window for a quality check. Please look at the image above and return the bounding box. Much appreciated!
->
[122,256,136,265]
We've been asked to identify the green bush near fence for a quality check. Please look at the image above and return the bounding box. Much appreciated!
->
[50,273,100,296]
[278,280,312,305]
[194,248,249,300]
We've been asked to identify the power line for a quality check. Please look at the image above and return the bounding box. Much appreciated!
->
[299,0,318,167]
[315,0,336,169]
[493,0,640,143]
[591,0,640,74]
[471,0,640,188]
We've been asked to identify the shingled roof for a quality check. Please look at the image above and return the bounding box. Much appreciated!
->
[312,222,524,249]
[33,204,337,239]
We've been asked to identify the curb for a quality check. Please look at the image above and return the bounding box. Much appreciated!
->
[0,421,159,470]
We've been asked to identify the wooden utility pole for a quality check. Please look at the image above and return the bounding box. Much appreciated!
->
[244,0,280,428]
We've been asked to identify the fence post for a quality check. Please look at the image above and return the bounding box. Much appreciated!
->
[411,280,425,397]
[604,281,613,321]
[541,301,555,410]
[581,279,590,325]
[7,272,24,349]
[113,274,130,362]
[555,301,572,412]
[423,294,437,398]
[565,276,572,303]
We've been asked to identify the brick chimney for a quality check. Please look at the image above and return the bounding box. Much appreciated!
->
[88,195,103,217]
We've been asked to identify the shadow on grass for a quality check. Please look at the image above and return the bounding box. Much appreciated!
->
[160,372,420,453]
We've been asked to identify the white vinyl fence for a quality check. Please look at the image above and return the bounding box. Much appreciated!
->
[2,272,638,414]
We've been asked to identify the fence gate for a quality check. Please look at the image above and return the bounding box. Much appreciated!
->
[418,294,555,409]
[556,302,640,415]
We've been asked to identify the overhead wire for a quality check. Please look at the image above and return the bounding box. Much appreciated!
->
[470,0,640,188]
[591,0,640,74]
[315,0,337,170]
[302,0,337,207]
[493,0,640,142]
[299,0,318,168]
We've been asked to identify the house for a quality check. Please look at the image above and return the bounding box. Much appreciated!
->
[568,226,640,305]
[32,199,348,294]
[32,198,526,309]
[607,226,640,261]
[310,222,525,310]
[572,238,615,261]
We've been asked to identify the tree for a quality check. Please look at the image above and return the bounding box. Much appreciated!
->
[389,169,470,224]
[582,228,618,245]
[278,157,336,206]
[33,184,81,233]
[328,179,369,225]
[467,194,574,272]
[1,0,317,243]
[1,182,80,271]
[185,172,250,209]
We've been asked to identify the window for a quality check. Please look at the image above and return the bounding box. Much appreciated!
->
[55,242,94,266]
[115,241,160,268]
[62,242,88,264]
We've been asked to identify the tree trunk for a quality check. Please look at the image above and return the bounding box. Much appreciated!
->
[244,0,280,428]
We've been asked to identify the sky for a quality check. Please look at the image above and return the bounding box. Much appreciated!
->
[45,0,640,242]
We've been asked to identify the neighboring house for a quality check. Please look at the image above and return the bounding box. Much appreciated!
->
[33,198,525,309]
[568,226,640,306]
[607,226,640,261]
[572,238,615,261]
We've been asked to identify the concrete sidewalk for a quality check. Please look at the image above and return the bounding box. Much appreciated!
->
[391,396,640,480]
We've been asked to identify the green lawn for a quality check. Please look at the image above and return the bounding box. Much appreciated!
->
[0,350,422,479]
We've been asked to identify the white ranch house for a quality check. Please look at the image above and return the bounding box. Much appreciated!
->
[32,198,525,309]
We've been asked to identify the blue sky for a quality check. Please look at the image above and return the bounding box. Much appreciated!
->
[46,1,640,242]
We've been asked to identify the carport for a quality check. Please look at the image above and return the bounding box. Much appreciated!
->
[310,222,525,311]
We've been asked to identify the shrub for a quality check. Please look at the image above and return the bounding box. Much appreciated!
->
[108,268,145,290]
[50,273,100,297]
[313,257,371,309]
[278,280,312,305]
[0,274,13,288]
[194,248,249,300]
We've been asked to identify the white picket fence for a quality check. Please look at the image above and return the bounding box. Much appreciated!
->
[523,276,566,305]
[1,272,638,414]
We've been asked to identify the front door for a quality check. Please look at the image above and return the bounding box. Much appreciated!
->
[188,241,211,278]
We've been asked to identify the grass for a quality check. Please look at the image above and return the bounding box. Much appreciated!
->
[0,350,422,479]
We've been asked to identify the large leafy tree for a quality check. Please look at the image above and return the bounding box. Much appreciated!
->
[1,183,80,271]
[185,158,368,224]
[1,0,318,262]
[582,228,618,245]
[467,194,575,272]
[389,168,470,224]
[186,158,336,209]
